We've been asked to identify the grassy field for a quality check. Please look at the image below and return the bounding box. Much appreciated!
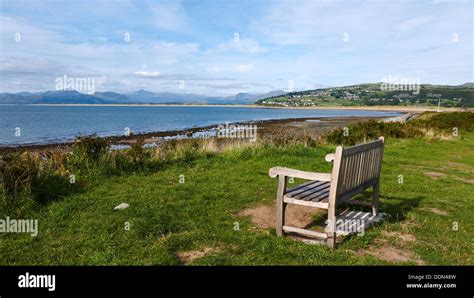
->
[1,119,473,265]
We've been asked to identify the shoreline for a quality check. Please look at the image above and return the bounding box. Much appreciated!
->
[0,115,397,153]
[0,103,468,113]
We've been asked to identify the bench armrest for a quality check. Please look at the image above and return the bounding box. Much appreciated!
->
[325,153,335,162]
[269,167,332,181]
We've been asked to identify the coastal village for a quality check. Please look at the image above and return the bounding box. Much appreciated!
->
[257,83,471,108]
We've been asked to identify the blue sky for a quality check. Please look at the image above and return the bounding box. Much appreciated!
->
[0,0,472,95]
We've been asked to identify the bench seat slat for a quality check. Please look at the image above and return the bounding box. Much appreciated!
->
[307,189,330,202]
[285,180,318,194]
[284,181,326,197]
[301,185,331,201]
[283,197,329,209]
[287,181,330,201]
[284,180,329,195]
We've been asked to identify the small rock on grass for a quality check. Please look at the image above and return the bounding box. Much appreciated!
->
[114,203,129,210]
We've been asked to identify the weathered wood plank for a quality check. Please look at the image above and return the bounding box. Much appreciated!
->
[343,139,383,155]
[285,180,318,193]
[285,181,327,198]
[337,178,378,203]
[269,167,332,181]
[289,182,330,201]
[283,197,329,209]
[276,175,287,237]
[304,187,331,202]
[327,146,343,249]
[283,226,328,239]
[325,153,335,162]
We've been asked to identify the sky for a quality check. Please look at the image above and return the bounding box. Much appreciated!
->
[0,0,473,95]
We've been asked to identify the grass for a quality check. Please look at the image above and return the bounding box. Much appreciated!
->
[1,131,473,265]
[326,111,474,146]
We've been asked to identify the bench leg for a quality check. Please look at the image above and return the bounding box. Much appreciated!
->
[372,182,380,216]
[327,204,336,249]
[327,234,336,249]
[276,175,287,237]
[276,202,287,237]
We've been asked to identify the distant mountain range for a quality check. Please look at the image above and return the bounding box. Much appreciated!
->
[0,89,287,105]
[2,83,472,106]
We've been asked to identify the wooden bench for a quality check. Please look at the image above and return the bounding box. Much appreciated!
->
[269,137,385,248]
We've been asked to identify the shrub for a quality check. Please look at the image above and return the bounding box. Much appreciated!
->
[110,139,161,173]
[265,132,320,148]
[156,138,202,165]
[126,139,151,168]
[325,120,424,146]
[0,152,73,215]
[411,112,474,132]
[1,152,39,195]
[69,134,109,169]
[325,112,474,146]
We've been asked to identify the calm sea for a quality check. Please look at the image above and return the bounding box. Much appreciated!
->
[0,105,401,147]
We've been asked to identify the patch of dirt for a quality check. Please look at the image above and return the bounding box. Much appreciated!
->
[382,231,416,242]
[236,203,324,229]
[423,171,446,180]
[400,219,416,229]
[401,164,443,171]
[447,162,474,172]
[454,177,474,184]
[176,247,218,265]
[363,245,424,265]
[427,208,449,216]
[356,234,424,264]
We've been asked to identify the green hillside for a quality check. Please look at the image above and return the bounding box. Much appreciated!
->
[256,83,474,108]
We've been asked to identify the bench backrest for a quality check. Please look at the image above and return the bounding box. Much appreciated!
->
[328,137,384,206]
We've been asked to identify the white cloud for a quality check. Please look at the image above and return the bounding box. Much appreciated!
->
[150,1,190,32]
[232,64,254,73]
[1,0,472,93]
[207,65,221,73]
[132,71,160,78]
[399,16,433,31]
[216,38,268,54]
[0,14,199,91]
[251,0,417,46]
[251,0,344,45]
